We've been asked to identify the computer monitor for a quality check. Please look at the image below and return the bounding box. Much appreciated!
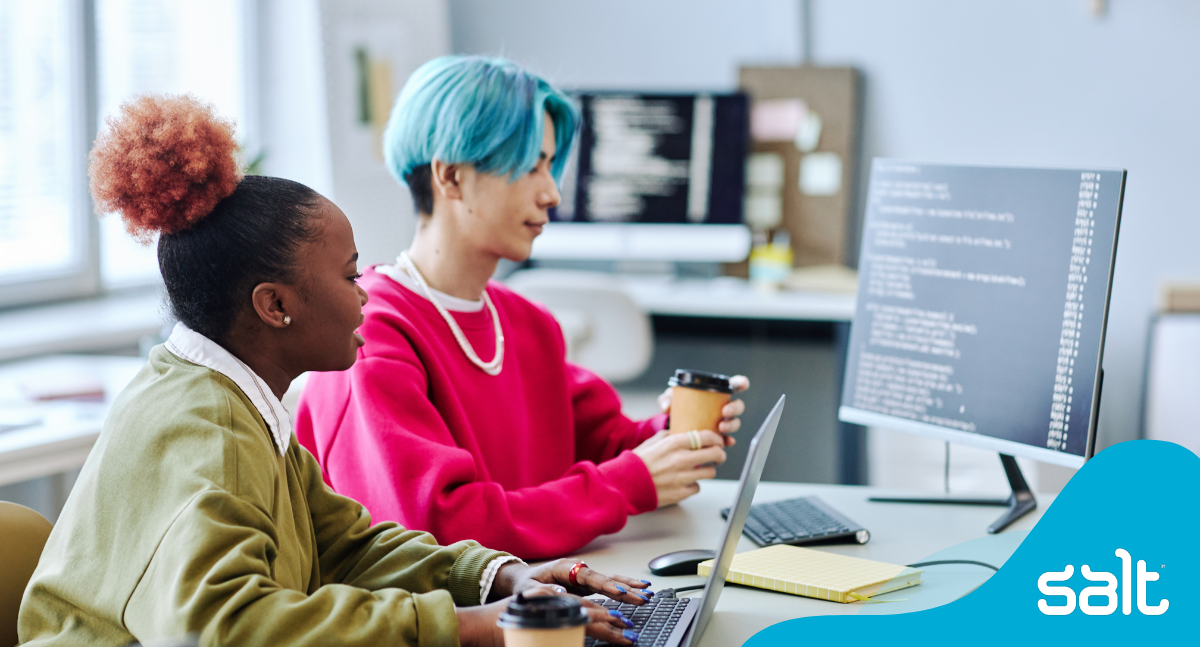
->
[838,159,1125,532]
[530,92,752,262]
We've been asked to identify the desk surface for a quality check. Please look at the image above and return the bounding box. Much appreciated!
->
[0,290,165,362]
[618,276,856,322]
[574,479,1052,646]
[0,355,145,486]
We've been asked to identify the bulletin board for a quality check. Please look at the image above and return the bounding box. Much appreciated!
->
[737,66,862,268]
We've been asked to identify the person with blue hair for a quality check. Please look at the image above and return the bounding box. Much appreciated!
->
[297,56,749,562]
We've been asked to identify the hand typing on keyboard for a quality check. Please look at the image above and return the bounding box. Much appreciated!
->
[458,583,643,647]
[494,559,654,605]
[586,596,695,647]
[461,559,653,645]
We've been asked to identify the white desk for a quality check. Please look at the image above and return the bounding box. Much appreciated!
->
[0,290,165,363]
[0,355,145,487]
[574,479,1052,646]
[616,275,856,322]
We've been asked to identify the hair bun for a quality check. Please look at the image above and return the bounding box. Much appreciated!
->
[89,94,243,240]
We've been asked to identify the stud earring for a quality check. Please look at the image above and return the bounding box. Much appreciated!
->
[283,315,292,326]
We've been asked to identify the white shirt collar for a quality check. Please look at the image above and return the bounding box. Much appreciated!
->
[377,262,485,313]
[164,322,291,456]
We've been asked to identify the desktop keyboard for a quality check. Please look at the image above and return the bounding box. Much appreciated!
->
[585,596,693,647]
[722,496,871,547]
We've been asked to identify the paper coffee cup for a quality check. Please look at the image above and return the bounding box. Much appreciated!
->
[498,594,587,647]
[666,369,732,435]
[502,625,585,647]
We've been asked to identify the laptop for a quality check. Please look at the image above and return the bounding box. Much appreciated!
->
[587,394,786,647]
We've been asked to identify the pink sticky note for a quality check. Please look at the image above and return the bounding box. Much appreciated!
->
[750,99,807,142]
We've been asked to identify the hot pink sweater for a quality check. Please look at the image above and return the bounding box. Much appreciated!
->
[296,268,665,560]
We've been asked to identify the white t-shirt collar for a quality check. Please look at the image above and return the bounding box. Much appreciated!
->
[377,261,485,313]
[164,322,292,456]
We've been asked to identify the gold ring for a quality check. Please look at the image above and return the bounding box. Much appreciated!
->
[687,430,701,451]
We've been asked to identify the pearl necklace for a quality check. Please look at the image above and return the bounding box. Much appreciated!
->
[398,252,504,376]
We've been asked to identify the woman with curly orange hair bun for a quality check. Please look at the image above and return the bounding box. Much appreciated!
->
[18,94,645,647]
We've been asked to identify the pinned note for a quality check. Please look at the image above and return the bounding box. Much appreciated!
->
[795,111,823,153]
[751,99,807,142]
[800,152,842,196]
[744,153,786,230]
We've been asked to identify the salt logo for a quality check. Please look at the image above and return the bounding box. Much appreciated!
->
[1038,549,1168,616]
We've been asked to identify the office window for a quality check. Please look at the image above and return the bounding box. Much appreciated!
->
[96,0,249,288]
[0,0,88,299]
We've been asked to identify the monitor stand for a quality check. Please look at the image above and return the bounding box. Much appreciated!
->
[867,454,1036,534]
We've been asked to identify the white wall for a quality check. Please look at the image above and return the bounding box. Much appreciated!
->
[449,0,804,88]
[449,0,1200,453]
[258,0,335,197]
[258,0,450,268]
[317,0,450,267]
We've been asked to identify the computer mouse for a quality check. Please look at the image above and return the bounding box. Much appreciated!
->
[648,549,717,576]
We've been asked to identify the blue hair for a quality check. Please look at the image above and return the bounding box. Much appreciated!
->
[383,56,579,190]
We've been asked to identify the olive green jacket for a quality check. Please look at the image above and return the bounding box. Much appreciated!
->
[19,346,507,646]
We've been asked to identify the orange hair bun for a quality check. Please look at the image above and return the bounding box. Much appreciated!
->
[89,94,243,240]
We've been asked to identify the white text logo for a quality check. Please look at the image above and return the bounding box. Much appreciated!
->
[1038,549,1168,616]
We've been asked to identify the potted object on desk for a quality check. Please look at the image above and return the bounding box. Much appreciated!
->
[748,230,794,291]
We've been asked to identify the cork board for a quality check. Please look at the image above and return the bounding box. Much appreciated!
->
[737,66,862,269]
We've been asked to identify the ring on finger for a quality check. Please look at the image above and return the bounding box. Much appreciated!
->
[568,561,588,587]
[687,430,701,451]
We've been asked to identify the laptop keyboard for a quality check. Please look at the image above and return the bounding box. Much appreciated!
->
[585,596,693,647]
[723,496,870,547]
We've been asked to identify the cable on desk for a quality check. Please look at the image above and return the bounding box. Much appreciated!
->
[655,585,705,598]
[907,559,999,571]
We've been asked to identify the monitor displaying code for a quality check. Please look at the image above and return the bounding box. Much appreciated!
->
[839,160,1125,466]
[556,93,748,225]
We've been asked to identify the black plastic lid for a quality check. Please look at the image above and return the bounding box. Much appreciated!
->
[668,369,732,393]
[497,594,588,630]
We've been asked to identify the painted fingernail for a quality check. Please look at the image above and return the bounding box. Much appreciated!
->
[623,630,640,642]
[616,585,627,594]
[608,610,633,627]
[636,592,650,601]
[643,590,655,597]
[554,586,566,593]
[640,580,652,585]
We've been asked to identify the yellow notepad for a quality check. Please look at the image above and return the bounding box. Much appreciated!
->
[697,545,923,603]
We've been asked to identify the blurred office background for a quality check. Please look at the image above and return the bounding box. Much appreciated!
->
[3,0,1200,521]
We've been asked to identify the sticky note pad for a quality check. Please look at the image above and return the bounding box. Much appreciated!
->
[698,544,923,603]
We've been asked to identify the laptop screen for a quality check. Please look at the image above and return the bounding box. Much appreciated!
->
[682,394,785,647]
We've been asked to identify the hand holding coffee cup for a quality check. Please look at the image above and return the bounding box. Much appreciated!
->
[633,429,728,507]
[660,370,750,445]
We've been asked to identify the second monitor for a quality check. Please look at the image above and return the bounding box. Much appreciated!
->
[532,92,751,262]
[839,160,1125,532]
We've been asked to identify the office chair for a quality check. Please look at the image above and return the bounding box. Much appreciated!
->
[505,269,653,383]
[0,502,53,647]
